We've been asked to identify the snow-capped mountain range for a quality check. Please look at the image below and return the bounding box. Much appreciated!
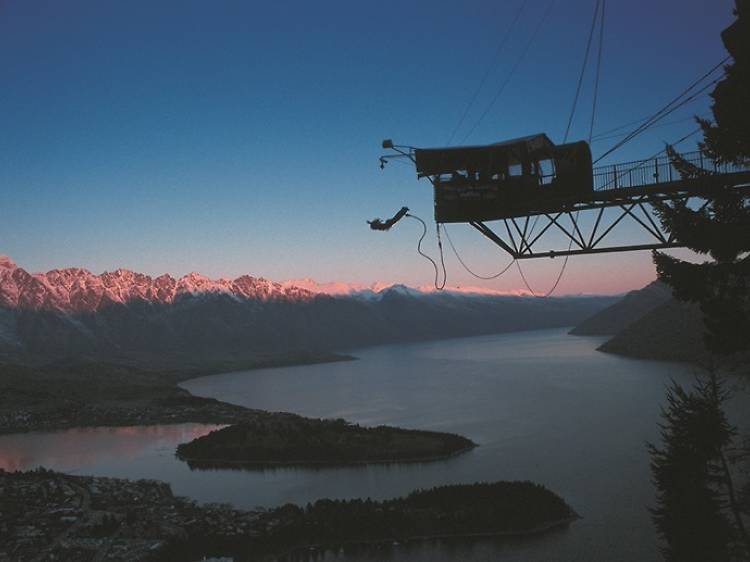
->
[0,256,524,313]
[0,255,314,312]
[0,255,615,363]
[281,277,530,299]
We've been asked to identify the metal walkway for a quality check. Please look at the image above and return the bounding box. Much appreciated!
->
[466,151,750,259]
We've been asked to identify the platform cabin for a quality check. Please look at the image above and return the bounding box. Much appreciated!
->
[414,134,593,223]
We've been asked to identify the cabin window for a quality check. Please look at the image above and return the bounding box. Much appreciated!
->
[538,159,556,185]
[509,163,523,176]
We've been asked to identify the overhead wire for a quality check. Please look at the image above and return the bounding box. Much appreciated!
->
[524,0,601,250]
[587,0,606,144]
[598,126,702,191]
[520,127,700,297]
[591,114,706,143]
[520,16,724,296]
[590,97,707,140]
[562,0,601,143]
[593,57,729,164]
[445,0,529,146]
[518,0,605,298]
[459,0,556,145]
[593,76,721,164]
[397,0,713,295]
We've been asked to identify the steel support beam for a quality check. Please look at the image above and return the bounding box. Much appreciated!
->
[462,194,710,260]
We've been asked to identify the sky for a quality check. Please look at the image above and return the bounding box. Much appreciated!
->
[0,0,736,295]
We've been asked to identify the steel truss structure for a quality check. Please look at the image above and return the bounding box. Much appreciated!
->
[458,151,750,259]
[470,193,708,260]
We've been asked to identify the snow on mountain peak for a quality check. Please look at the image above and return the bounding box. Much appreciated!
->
[0,257,315,312]
[0,256,533,313]
[0,256,17,270]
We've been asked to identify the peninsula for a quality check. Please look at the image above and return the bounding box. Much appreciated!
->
[1,468,577,561]
[0,357,476,467]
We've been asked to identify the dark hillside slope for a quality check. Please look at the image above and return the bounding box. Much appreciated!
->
[1,291,616,365]
[570,280,672,336]
[598,300,708,363]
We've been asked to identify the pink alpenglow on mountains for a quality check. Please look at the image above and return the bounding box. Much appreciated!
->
[282,277,530,298]
[0,256,529,314]
[0,256,314,313]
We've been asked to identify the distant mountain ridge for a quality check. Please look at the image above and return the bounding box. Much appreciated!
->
[0,255,313,313]
[569,280,673,336]
[0,256,552,314]
[0,256,617,364]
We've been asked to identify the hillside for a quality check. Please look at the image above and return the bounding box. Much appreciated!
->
[569,279,716,363]
[569,280,672,336]
[598,299,709,363]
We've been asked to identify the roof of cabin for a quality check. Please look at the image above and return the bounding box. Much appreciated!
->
[414,133,555,175]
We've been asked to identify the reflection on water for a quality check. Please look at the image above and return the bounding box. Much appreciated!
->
[0,329,716,561]
[280,527,576,562]
[0,424,223,473]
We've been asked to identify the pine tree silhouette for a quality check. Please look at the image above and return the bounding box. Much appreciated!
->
[651,0,750,356]
[648,3,750,560]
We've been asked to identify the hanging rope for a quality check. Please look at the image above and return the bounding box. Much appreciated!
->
[405,213,446,290]
[516,126,700,297]
[435,222,447,289]
[442,225,515,280]
[380,0,712,295]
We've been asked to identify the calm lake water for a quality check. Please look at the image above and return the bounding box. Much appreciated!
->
[0,329,713,561]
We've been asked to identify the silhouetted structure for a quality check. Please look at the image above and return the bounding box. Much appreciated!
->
[380,135,750,259]
[653,0,750,356]
[649,3,750,560]
[414,134,592,224]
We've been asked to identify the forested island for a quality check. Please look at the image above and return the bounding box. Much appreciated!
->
[176,417,476,467]
[2,468,577,561]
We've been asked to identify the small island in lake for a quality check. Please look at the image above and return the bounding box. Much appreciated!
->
[176,416,477,467]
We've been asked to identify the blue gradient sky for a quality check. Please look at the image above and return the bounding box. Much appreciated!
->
[0,0,734,294]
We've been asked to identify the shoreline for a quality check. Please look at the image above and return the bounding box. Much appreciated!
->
[271,515,581,561]
[1,354,478,471]
[0,352,354,436]
[177,443,478,469]
[1,469,579,561]
[0,394,259,436]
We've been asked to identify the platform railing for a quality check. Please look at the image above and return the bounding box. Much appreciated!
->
[592,150,750,192]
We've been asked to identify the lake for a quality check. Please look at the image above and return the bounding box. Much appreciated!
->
[0,328,705,561]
